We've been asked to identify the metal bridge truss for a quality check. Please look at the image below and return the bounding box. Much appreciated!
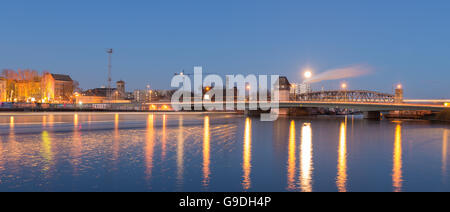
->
[296,90,395,103]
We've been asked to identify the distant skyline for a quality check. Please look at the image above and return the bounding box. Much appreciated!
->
[1,0,449,98]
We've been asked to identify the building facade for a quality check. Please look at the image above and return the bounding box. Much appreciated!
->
[116,80,125,99]
[14,80,41,102]
[0,78,6,102]
[42,73,74,103]
[291,83,311,95]
[133,89,152,103]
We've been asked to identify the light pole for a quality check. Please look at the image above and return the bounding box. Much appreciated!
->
[303,70,312,100]
[304,70,312,80]
[106,48,113,100]
[146,84,151,103]
[341,83,348,102]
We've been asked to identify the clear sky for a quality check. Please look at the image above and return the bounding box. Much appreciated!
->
[1,0,449,98]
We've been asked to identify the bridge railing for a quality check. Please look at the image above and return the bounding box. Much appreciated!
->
[294,90,395,103]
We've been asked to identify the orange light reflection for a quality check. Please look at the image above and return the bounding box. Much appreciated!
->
[287,120,296,191]
[202,116,211,188]
[242,118,252,190]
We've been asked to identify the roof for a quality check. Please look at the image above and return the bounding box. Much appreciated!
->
[83,88,116,97]
[51,74,73,82]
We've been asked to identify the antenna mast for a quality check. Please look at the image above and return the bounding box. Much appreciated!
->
[106,48,113,99]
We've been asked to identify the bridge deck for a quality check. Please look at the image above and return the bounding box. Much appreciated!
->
[163,101,447,112]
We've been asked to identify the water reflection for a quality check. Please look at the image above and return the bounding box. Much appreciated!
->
[177,116,185,188]
[114,113,119,133]
[392,122,403,192]
[42,115,47,127]
[161,114,167,161]
[7,116,17,167]
[203,116,211,188]
[9,116,14,129]
[242,117,252,190]
[41,130,53,172]
[299,123,313,192]
[113,113,120,161]
[443,129,448,181]
[287,120,296,191]
[74,114,79,127]
[48,114,54,127]
[72,114,82,175]
[337,119,348,192]
[0,136,3,172]
[0,113,448,192]
[145,114,155,181]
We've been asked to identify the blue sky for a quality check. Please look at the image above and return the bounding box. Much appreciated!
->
[1,0,449,98]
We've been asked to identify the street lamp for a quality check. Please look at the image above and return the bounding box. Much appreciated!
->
[341,83,348,102]
[304,70,312,79]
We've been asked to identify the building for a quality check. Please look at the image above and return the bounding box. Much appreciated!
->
[78,81,131,104]
[276,76,291,115]
[42,73,74,103]
[78,87,111,104]
[14,80,41,102]
[0,78,6,102]
[125,92,134,101]
[276,76,291,100]
[75,95,106,104]
[83,87,115,97]
[133,89,152,103]
[116,80,125,99]
[291,83,311,95]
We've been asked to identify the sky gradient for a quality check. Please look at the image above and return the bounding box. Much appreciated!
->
[1,0,449,98]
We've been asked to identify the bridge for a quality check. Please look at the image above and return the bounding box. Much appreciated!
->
[296,90,395,103]
[158,88,448,119]
[277,101,445,112]
[168,100,447,111]
[67,87,448,119]
[163,100,447,118]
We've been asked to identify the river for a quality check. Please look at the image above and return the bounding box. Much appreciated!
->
[0,112,448,191]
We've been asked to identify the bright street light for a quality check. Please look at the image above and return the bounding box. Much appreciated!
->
[304,70,312,79]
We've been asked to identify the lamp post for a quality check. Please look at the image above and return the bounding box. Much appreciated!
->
[304,70,312,79]
[395,83,403,103]
[303,70,313,101]
[341,83,348,102]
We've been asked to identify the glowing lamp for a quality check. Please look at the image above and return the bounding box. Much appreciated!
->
[304,71,312,79]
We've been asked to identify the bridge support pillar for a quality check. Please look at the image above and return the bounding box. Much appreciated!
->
[364,111,381,119]
[436,109,450,122]
[288,107,311,116]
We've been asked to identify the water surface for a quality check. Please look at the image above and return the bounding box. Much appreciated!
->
[0,112,448,192]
